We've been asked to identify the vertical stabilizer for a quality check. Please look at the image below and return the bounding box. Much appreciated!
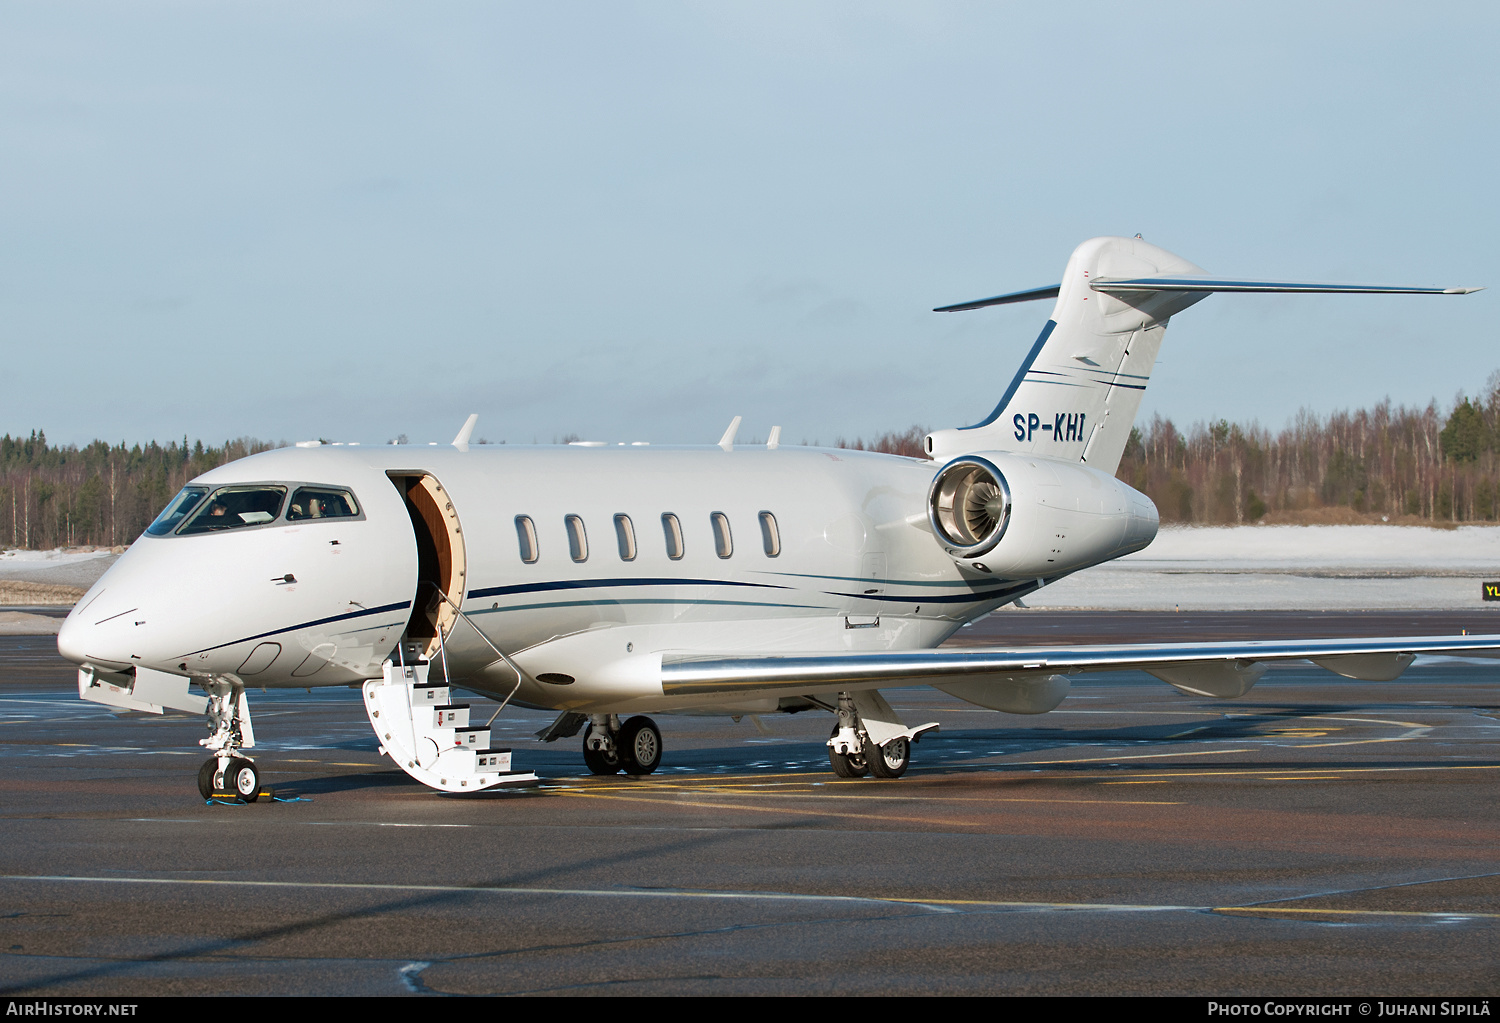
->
[925,237,1478,472]
[926,237,1206,473]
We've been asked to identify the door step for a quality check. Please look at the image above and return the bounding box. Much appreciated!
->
[362,661,538,793]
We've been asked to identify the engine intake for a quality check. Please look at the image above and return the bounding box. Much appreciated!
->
[927,456,1011,557]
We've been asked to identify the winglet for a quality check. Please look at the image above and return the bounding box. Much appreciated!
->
[452,413,479,452]
[767,425,781,450]
[719,416,742,452]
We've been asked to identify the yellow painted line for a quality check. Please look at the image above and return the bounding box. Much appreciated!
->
[565,782,1178,804]
[1306,715,1430,730]
[556,787,1178,824]
[1071,764,1500,781]
[1166,726,1209,738]
[1214,906,1500,921]
[1264,776,1343,782]
[1099,780,1171,786]
[1016,748,1255,766]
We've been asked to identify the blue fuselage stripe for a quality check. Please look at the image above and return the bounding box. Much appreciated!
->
[184,600,412,656]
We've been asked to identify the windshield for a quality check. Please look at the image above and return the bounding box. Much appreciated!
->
[177,486,288,535]
[146,487,210,536]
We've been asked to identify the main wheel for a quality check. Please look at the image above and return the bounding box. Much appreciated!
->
[618,716,662,775]
[227,757,260,802]
[197,758,220,800]
[582,725,622,775]
[867,737,910,779]
[828,726,868,778]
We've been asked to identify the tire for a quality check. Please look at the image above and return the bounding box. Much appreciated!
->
[618,717,662,775]
[828,726,868,778]
[867,737,910,779]
[582,725,622,775]
[197,758,219,800]
[228,757,260,802]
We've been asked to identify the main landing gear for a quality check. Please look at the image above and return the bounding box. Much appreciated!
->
[583,714,663,775]
[196,678,262,802]
[827,691,933,781]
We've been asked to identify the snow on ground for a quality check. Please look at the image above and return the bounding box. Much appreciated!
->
[1032,525,1500,610]
[1114,524,1500,572]
[0,611,62,636]
[0,548,118,588]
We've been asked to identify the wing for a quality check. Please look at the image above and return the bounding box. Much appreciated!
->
[662,634,1500,705]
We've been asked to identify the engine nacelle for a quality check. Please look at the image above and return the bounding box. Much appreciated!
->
[926,452,1158,579]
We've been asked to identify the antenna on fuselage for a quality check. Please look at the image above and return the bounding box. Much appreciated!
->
[719,415,742,452]
[452,413,479,452]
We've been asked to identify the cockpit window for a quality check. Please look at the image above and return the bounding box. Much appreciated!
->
[146,487,210,536]
[287,487,359,521]
[178,486,288,535]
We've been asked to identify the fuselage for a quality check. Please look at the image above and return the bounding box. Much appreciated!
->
[57,442,1152,714]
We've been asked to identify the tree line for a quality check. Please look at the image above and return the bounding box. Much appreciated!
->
[6,379,1500,550]
[0,432,281,550]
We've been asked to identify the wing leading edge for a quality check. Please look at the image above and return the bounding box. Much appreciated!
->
[660,634,1500,698]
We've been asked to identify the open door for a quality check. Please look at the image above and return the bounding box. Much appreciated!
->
[388,472,467,658]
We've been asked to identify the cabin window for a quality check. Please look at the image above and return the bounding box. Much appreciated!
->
[515,515,539,564]
[146,487,209,535]
[177,486,287,535]
[661,513,684,560]
[565,514,588,562]
[614,514,636,561]
[711,512,733,559]
[287,487,359,521]
[759,511,781,557]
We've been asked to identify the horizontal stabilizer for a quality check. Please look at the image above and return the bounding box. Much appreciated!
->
[933,284,1060,312]
[1089,276,1482,296]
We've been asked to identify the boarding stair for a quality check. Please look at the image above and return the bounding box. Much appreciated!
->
[362,656,538,793]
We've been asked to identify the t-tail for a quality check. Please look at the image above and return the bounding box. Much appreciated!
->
[924,236,1481,473]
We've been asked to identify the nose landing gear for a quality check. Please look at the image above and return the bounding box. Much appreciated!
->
[196,679,263,802]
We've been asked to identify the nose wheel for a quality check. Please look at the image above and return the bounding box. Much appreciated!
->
[197,755,261,802]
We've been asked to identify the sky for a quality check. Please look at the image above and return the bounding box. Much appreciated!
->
[2,2,1496,449]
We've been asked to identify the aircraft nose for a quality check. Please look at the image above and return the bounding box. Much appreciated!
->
[57,596,147,672]
[56,613,88,665]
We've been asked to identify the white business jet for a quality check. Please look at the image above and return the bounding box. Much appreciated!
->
[57,236,1493,800]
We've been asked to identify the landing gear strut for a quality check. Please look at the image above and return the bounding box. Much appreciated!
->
[196,678,260,801]
[828,693,869,778]
[582,714,663,775]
